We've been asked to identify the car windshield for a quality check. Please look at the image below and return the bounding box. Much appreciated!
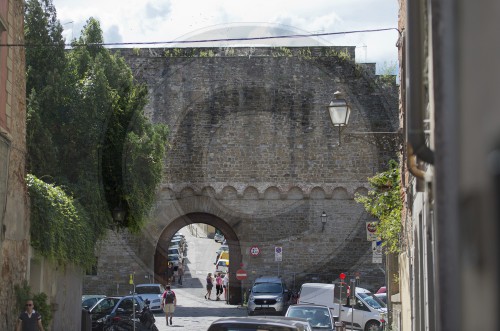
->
[91,298,121,314]
[287,307,332,328]
[136,286,162,294]
[252,283,283,293]
[358,292,386,309]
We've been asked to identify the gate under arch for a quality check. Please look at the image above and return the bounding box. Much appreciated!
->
[154,212,243,304]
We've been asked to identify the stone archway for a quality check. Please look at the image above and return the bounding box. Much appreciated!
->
[154,212,243,304]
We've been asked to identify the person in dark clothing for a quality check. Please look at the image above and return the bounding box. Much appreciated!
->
[177,264,184,285]
[166,262,175,284]
[16,299,45,331]
[205,273,214,299]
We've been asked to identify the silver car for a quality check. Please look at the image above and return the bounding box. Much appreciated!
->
[135,283,165,312]
[247,276,289,315]
[286,304,335,331]
[208,317,310,331]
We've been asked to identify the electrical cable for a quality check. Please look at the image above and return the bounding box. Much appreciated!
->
[0,27,399,48]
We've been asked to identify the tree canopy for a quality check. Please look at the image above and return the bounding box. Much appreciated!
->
[25,0,169,265]
[355,159,402,253]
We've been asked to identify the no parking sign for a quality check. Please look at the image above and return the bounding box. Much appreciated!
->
[275,246,282,262]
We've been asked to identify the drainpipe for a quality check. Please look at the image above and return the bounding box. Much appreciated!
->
[407,144,426,182]
[406,0,435,165]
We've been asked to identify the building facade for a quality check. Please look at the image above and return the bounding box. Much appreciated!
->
[0,0,30,329]
[395,0,500,330]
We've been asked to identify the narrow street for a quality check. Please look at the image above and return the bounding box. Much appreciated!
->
[153,225,246,330]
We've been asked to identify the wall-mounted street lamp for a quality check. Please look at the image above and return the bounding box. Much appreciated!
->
[328,91,351,145]
[327,91,402,147]
[321,211,327,232]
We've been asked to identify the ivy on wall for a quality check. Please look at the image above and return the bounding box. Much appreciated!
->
[355,159,403,253]
[26,174,95,269]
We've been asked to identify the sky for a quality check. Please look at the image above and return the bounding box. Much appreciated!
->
[52,0,399,72]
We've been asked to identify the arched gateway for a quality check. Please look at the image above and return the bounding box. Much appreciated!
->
[83,46,399,305]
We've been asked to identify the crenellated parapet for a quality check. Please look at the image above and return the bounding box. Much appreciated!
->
[158,183,369,200]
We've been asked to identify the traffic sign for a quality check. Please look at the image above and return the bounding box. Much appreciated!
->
[275,246,282,262]
[236,269,248,280]
[250,246,260,257]
[339,272,346,280]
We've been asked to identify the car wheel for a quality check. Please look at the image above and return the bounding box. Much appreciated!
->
[365,320,381,331]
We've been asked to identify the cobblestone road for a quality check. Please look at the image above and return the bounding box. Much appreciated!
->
[153,225,247,330]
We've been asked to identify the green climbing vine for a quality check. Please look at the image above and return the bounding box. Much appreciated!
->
[26,174,95,268]
[355,160,403,253]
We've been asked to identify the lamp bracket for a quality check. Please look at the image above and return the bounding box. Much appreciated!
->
[343,131,403,148]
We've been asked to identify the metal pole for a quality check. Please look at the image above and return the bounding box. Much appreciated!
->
[133,282,136,331]
[339,282,342,325]
[351,279,354,331]
[240,281,244,307]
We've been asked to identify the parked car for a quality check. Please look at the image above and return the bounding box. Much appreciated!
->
[256,316,313,331]
[214,232,224,243]
[215,258,229,274]
[170,237,186,248]
[89,295,145,331]
[167,247,183,258]
[168,253,182,268]
[207,317,311,331]
[247,276,289,316]
[82,295,106,310]
[285,304,335,330]
[135,283,165,312]
[375,292,387,305]
[297,283,386,331]
[216,244,229,255]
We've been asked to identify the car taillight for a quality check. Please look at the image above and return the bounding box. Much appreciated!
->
[112,316,122,322]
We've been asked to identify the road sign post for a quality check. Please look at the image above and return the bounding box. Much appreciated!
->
[236,269,248,307]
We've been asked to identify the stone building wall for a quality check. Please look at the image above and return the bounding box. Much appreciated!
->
[0,0,29,329]
[85,47,399,295]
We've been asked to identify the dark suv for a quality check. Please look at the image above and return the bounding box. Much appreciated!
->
[247,276,289,315]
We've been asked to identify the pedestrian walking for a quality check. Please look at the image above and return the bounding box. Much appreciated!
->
[177,264,184,286]
[223,272,229,303]
[16,299,45,331]
[161,285,177,326]
[166,262,175,284]
[205,273,214,300]
[215,273,223,300]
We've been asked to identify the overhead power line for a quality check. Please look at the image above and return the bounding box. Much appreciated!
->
[1,27,399,47]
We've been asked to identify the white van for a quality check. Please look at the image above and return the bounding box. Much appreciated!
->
[297,283,386,331]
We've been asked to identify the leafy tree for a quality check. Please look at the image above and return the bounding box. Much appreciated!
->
[355,160,402,253]
[24,0,169,264]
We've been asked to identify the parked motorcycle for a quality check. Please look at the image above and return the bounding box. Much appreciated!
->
[103,299,159,331]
